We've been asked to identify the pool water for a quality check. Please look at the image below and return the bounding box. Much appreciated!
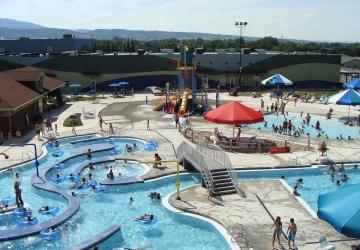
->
[0,136,230,250]
[237,164,360,212]
[249,112,360,139]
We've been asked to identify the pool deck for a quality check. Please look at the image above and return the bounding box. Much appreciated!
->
[168,180,360,250]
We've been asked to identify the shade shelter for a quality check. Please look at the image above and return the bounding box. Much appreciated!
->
[204,101,264,137]
[118,81,129,95]
[318,183,360,238]
[328,89,360,123]
[261,74,293,90]
[343,78,360,90]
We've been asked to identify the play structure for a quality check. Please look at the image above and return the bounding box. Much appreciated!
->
[152,46,208,116]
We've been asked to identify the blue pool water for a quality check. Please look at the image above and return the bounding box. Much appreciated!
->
[0,136,230,250]
[249,112,360,139]
[237,164,360,212]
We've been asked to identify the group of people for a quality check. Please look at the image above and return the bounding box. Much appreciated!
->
[149,192,161,201]
[328,163,350,185]
[35,119,58,140]
[272,216,297,250]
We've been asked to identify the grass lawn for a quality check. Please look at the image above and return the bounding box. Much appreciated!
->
[63,113,83,127]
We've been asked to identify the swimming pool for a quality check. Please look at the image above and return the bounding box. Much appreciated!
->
[0,136,231,250]
[237,164,360,213]
[249,112,360,139]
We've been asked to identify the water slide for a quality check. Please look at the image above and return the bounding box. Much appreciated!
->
[179,91,191,117]
[152,96,178,112]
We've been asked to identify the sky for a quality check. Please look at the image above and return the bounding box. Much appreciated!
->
[0,0,359,42]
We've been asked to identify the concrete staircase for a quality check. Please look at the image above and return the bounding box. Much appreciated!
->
[210,169,237,195]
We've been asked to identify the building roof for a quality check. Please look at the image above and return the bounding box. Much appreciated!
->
[0,73,41,111]
[43,75,64,91]
[2,66,64,91]
[2,66,43,82]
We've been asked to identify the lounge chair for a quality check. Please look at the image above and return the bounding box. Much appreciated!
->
[316,236,335,250]
[83,109,96,119]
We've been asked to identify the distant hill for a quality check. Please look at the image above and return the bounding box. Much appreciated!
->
[0,18,242,41]
[0,18,44,29]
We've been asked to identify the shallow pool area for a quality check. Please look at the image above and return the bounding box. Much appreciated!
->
[249,112,360,139]
[237,164,360,212]
[0,135,232,250]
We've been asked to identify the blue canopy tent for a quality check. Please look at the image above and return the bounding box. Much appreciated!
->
[328,88,360,123]
[68,83,82,96]
[318,183,360,238]
[117,81,129,94]
[343,78,360,90]
[261,74,293,89]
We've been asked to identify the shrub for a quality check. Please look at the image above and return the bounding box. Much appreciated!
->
[63,113,83,127]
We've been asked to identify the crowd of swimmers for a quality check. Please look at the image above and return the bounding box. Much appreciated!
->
[149,192,161,201]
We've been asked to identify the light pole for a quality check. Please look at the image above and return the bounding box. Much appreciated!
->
[10,143,40,177]
[235,21,248,93]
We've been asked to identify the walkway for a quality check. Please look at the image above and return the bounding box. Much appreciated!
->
[168,180,360,250]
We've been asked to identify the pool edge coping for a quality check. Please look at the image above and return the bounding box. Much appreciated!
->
[163,184,241,250]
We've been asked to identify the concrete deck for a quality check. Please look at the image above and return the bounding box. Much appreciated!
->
[168,180,360,250]
[68,225,121,250]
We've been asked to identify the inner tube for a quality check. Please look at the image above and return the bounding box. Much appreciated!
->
[0,196,16,206]
[86,179,97,187]
[39,229,61,240]
[53,163,64,170]
[138,215,157,226]
[93,187,107,193]
[106,139,116,144]
[52,150,64,157]
[39,205,59,216]
[18,218,38,227]
[51,175,64,183]
[12,207,32,217]
[66,174,80,182]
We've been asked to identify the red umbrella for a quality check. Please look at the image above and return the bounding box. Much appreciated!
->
[204,101,264,124]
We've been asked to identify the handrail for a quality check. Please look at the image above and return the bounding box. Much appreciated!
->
[197,140,246,198]
[177,141,214,192]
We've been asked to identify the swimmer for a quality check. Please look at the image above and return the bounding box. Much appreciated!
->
[341,174,349,182]
[71,192,77,197]
[280,176,285,179]
[135,214,154,222]
[296,178,303,185]
[87,173,92,180]
[292,186,300,196]
[348,136,353,140]
[354,164,358,169]
[336,180,341,186]
[338,164,345,173]
[39,205,50,212]
[86,149,92,159]
[89,162,95,171]
[129,197,134,206]
[107,168,114,180]
[24,215,36,221]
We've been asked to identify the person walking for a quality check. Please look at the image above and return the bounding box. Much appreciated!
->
[146,119,150,130]
[260,98,264,112]
[271,216,282,249]
[287,218,297,249]
[99,116,104,131]
[174,113,179,128]
[14,179,24,207]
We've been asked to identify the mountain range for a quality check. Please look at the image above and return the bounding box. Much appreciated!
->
[0,18,241,41]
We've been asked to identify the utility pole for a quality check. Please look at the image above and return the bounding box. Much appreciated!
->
[235,21,248,94]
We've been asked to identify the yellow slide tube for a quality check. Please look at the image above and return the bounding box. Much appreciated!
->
[179,91,190,117]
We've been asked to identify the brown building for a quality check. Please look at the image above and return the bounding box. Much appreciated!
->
[0,66,64,139]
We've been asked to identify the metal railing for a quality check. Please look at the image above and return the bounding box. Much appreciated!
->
[177,141,214,192]
[197,140,246,198]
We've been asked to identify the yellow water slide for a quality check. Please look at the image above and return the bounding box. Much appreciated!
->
[178,90,191,117]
